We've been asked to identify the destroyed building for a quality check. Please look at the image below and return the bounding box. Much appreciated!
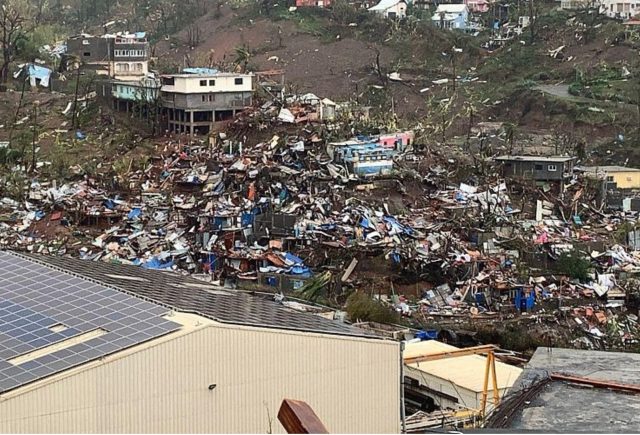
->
[495,155,576,192]
[97,75,161,114]
[580,165,640,190]
[368,0,408,19]
[66,32,150,79]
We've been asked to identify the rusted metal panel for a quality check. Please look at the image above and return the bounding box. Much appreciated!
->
[550,372,640,393]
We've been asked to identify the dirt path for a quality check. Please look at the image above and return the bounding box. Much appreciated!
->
[535,84,587,102]
[535,84,637,110]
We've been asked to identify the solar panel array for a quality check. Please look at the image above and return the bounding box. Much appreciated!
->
[0,252,180,393]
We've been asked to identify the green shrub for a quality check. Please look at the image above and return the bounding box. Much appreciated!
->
[556,252,590,281]
[346,292,400,324]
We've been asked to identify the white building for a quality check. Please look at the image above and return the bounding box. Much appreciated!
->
[369,0,408,19]
[160,69,255,135]
[432,4,470,29]
[66,32,150,81]
[0,252,401,433]
[559,0,640,18]
[600,0,640,18]
[403,340,522,414]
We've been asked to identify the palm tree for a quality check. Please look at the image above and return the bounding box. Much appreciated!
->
[233,45,251,73]
[502,122,517,154]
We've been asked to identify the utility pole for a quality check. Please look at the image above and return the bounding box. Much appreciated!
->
[72,60,81,131]
[31,101,39,173]
[8,74,29,146]
[452,49,457,91]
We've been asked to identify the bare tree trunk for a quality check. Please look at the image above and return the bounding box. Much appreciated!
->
[528,0,535,44]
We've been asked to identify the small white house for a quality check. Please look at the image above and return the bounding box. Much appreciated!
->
[432,4,470,29]
[369,0,408,19]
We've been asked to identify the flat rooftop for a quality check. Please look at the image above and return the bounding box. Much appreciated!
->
[506,347,640,431]
[495,155,576,163]
[579,165,640,173]
[162,72,254,78]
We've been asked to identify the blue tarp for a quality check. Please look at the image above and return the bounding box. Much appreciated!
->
[241,212,254,227]
[266,276,278,286]
[142,256,174,270]
[514,287,535,312]
[290,265,311,276]
[103,199,116,210]
[183,67,219,75]
[284,252,304,265]
[204,253,218,270]
[279,187,288,202]
[26,64,52,87]
[416,330,438,340]
[212,216,226,230]
[127,208,142,219]
[391,251,401,263]
[75,131,86,140]
[383,215,416,236]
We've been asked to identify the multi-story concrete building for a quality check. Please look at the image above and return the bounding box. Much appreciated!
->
[66,32,149,80]
[160,69,254,135]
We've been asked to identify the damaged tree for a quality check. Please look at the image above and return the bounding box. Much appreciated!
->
[186,25,201,49]
[0,0,29,90]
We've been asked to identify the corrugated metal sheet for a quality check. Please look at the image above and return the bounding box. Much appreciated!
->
[0,323,400,433]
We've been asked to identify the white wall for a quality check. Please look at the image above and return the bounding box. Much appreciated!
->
[600,0,640,18]
[0,323,400,433]
[110,60,148,79]
[162,74,253,94]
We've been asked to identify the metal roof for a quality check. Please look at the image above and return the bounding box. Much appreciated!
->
[505,348,640,431]
[495,155,576,163]
[19,252,376,339]
[404,340,522,393]
[579,165,640,173]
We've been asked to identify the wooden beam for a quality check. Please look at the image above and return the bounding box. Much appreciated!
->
[550,372,640,394]
[278,399,329,434]
[403,344,496,365]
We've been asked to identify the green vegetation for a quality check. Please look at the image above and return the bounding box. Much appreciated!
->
[345,291,400,324]
[556,252,591,282]
[569,65,636,104]
[295,271,332,304]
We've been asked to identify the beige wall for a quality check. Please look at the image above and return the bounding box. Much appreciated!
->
[611,171,640,189]
[404,366,506,414]
[0,323,400,434]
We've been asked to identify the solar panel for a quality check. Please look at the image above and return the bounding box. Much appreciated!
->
[0,252,180,394]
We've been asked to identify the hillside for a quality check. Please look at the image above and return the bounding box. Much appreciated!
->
[1,1,640,168]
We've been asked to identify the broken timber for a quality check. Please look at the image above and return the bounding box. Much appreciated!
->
[550,372,640,394]
[278,399,329,434]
